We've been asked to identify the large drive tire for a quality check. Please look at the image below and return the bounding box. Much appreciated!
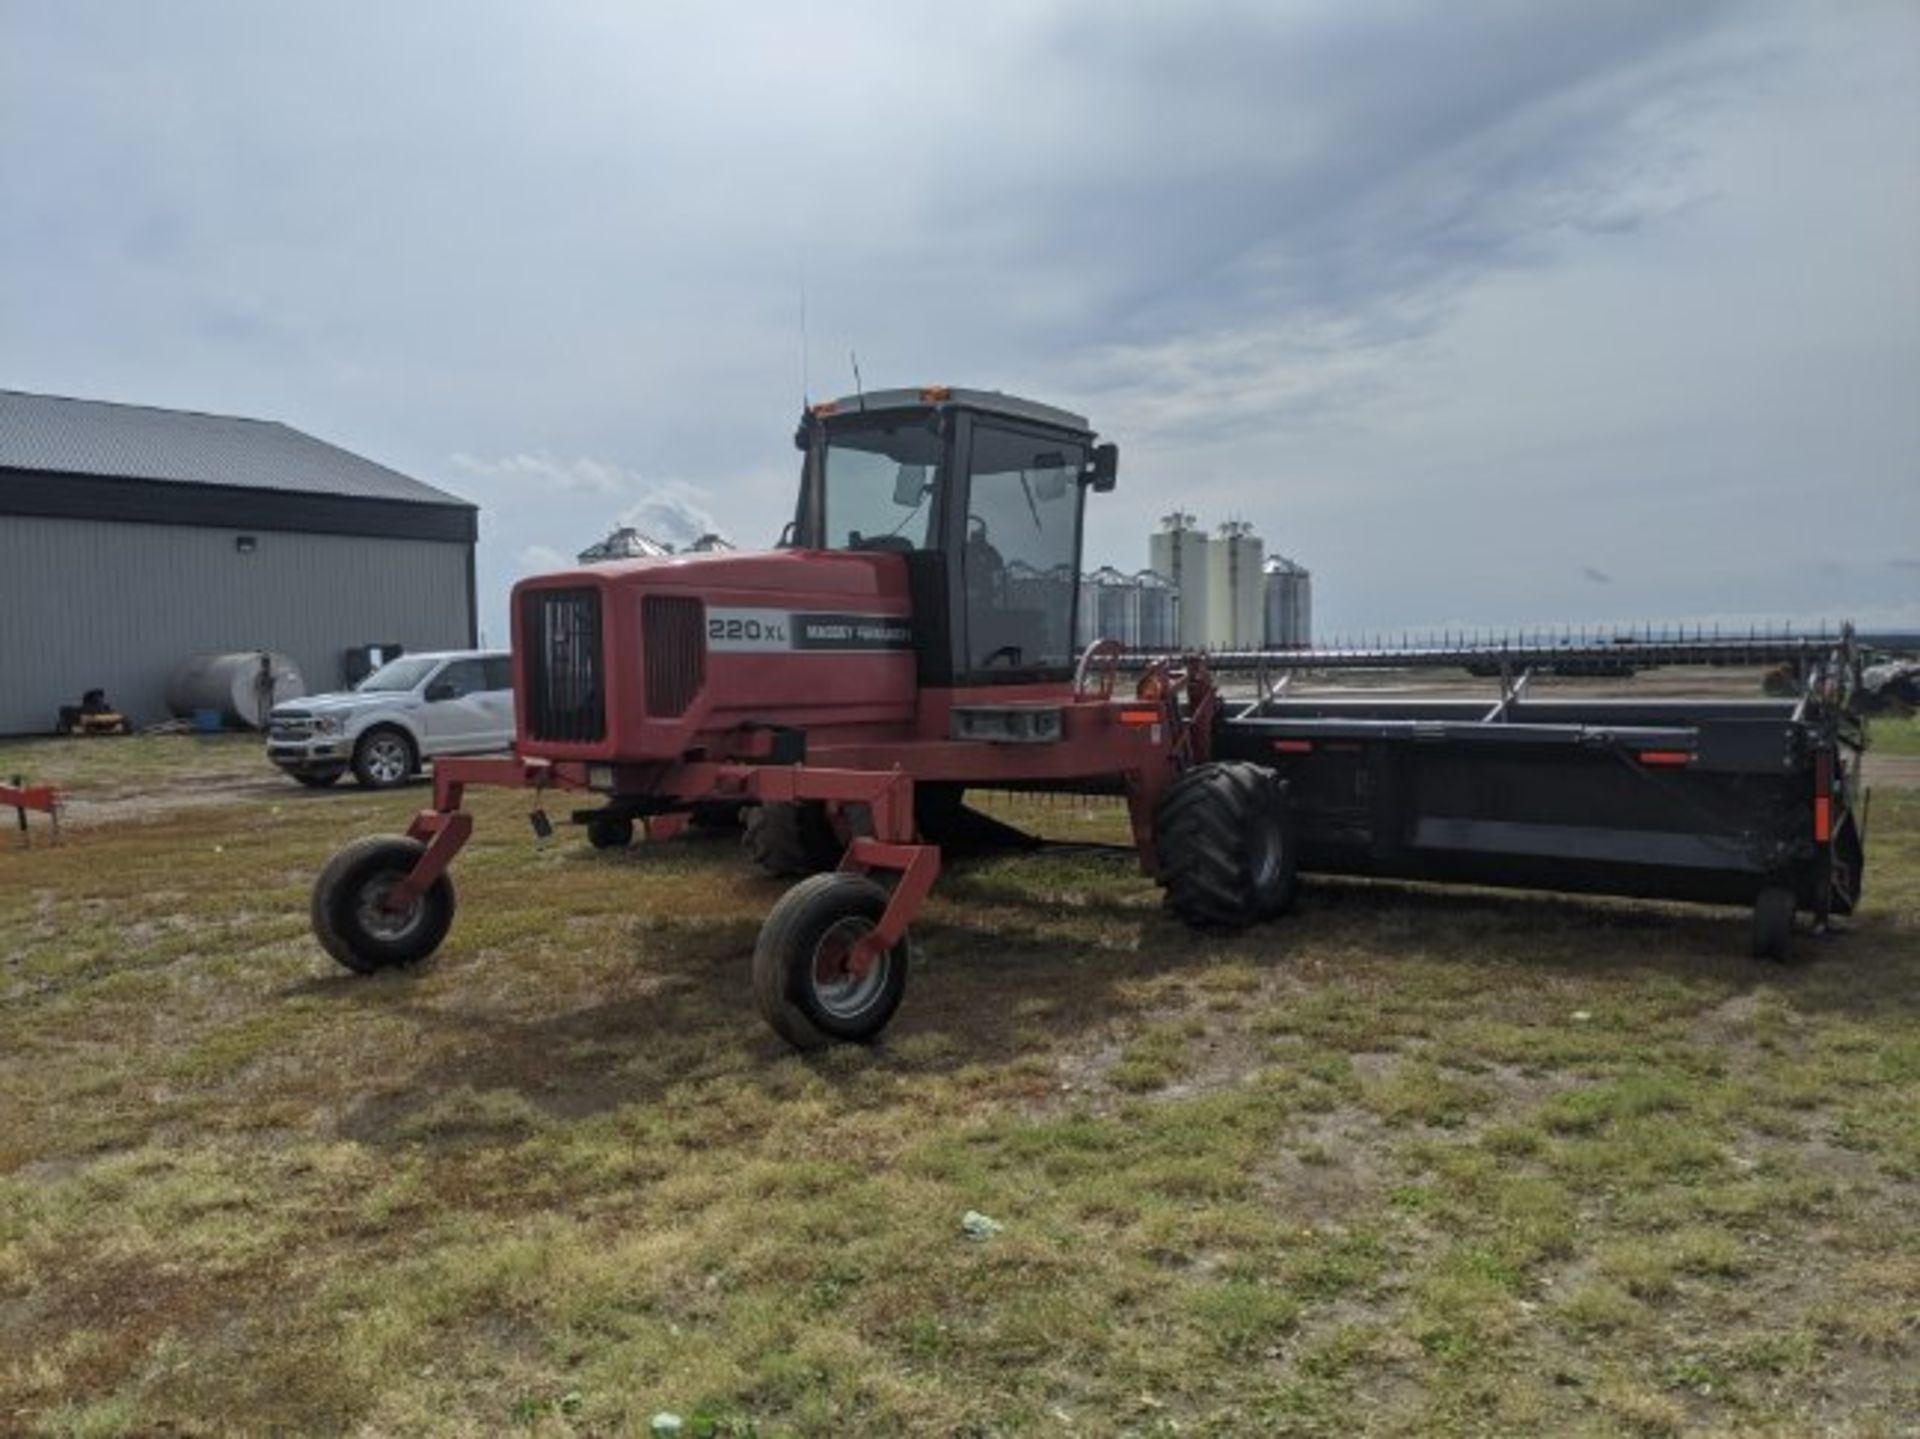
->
[292,768,345,789]
[352,727,416,790]
[311,835,456,974]
[586,813,634,850]
[1751,885,1797,963]
[743,801,843,876]
[1154,761,1296,929]
[753,872,909,1050]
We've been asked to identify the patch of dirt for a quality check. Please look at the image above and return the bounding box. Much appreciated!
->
[64,776,302,824]
[1255,1105,1393,1227]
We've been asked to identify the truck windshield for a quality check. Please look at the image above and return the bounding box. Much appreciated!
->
[356,656,439,692]
[820,416,942,552]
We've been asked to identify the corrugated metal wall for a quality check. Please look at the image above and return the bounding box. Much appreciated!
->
[0,515,473,733]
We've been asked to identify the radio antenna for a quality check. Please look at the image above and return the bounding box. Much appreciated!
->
[850,349,866,411]
[799,264,810,406]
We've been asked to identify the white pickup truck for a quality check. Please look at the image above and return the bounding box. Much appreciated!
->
[265,650,515,789]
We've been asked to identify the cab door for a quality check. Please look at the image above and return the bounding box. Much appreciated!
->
[949,416,1087,685]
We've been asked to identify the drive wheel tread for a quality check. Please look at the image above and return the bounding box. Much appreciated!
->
[743,801,843,876]
[1154,761,1296,930]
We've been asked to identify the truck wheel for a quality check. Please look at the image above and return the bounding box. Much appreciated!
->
[743,802,842,876]
[352,728,416,790]
[586,813,634,849]
[752,872,909,1050]
[1154,761,1296,929]
[311,836,455,974]
[292,768,345,789]
[1751,886,1797,963]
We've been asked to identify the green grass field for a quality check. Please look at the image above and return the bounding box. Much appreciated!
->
[2,736,1916,1435]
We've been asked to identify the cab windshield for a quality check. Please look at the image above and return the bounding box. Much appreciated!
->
[819,415,942,553]
[356,656,439,692]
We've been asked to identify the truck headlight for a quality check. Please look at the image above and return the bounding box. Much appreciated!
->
[312,716,340,735]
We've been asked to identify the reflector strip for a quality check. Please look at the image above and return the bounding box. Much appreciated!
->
[1637,750,1693,767]
[1814,749,1834,843]
[1272,739,1314,754]
[1118,709,1161,727]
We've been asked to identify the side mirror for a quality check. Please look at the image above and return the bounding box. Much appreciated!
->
[424,680,456,702]
[1085,442,1119,493]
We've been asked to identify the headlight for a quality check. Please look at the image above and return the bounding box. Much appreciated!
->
[312,716,341,735]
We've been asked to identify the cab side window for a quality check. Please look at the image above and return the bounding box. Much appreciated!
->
[434,659,487,699]
[482,657,513,692]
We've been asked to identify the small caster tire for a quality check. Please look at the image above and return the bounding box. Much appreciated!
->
[312,835,455,974]
[753,872,908,1050]
[1751,885,1797,963]
[587,813,634,849]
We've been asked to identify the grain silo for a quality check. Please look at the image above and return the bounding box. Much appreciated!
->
[1208,520,1264,649]
[1148,512,1211,649]
[1135,568,1179,650]
[1263,555,1313,649]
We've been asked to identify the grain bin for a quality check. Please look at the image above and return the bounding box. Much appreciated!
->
[1090,566,1142,648]
[1263,556,1313,649]
[166,652,306,729]
[1135,568,1179,650]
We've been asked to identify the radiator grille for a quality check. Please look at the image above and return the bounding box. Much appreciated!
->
[521,587,605,743]
[643,595,706,717]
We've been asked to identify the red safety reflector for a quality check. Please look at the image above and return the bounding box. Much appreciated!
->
[1272,739,1313,754]
[1637,750,1693,767]
[1814,749,1834,843]
[1118,709,1161,727]
[810,400,838,417]
[919,385,952,402]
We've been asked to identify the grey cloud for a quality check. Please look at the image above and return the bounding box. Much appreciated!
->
[2,0,1915,639]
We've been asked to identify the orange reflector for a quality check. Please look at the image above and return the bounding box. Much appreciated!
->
[1637,750,1692,767]
[1272,739,1313,754]
[1118,709,1161,727]
[919,385,952,402]
[810,400,838,417]
[1814,795,1832,843]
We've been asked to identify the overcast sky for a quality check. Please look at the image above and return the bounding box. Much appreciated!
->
[4,0,1916,643]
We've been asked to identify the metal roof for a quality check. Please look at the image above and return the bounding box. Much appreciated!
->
[820,386,1091,433]
[0,389,470,508]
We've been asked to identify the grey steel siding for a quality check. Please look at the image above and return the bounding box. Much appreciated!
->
[0,514,473,734]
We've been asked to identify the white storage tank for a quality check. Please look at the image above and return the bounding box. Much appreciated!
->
[166,651,306,729]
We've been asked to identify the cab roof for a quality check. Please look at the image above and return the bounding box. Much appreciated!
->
[814,386,1090,434]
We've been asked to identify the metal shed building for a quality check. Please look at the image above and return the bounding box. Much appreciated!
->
[0,390,478,735]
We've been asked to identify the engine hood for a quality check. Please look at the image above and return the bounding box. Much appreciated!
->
[518,546,906,602]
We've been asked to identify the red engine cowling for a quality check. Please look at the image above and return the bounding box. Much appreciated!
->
[511,549,917,762]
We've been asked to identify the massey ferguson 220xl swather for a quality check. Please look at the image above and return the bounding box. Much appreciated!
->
[309,386,1869,1050]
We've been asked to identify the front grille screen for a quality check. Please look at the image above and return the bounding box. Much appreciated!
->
[643,595,706,717]
[522,587,605,742]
